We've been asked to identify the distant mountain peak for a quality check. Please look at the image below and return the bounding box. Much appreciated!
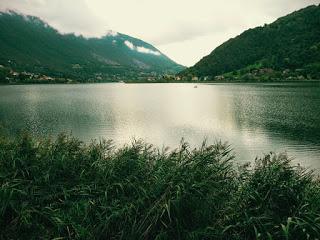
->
[0,11,185,82]
[0,10,52,28]
[105,30,119,37]
[0,9,17,15]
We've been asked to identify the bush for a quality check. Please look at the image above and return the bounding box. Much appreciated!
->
[224,154,320,239]
[0,133,319,239]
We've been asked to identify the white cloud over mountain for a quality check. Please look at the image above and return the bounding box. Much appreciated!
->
[124,40,161,56]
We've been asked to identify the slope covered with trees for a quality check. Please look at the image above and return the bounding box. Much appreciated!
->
[0,11,184,83]
[180,5,320,81]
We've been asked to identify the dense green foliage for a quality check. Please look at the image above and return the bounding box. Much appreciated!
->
[0,11,184,82]
[1,133,320,239]
[180,5,320,80]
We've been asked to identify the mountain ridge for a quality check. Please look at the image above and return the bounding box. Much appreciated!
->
[179,4,320,81]
[0,10,184,83]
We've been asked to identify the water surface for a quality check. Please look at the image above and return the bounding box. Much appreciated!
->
[0,82,319,169]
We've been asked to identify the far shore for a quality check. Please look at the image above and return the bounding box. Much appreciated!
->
[1,79,320,86]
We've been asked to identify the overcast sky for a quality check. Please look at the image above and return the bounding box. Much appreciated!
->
[0,0,319,66]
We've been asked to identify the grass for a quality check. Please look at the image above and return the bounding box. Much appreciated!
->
[0,133,320,239]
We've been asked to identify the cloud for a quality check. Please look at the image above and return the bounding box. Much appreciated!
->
[136,46,161,56]
[124,40,161,55]
[124,40,134,50]
[0,0,318,65]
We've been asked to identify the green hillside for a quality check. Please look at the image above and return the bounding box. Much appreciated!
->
[180,5,320,81]
[0,11,184,83]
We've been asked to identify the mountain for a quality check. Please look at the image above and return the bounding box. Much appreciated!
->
[180,5,320,81]
[0,11,184,83]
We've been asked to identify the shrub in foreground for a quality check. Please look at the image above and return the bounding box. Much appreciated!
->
[0,133,319,239]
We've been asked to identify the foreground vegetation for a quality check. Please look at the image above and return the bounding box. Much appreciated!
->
[1,133,320,239]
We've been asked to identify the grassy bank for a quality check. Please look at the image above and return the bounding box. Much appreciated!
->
[1,133,320,239]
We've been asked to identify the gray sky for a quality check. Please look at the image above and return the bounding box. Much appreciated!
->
[0,0,319,66]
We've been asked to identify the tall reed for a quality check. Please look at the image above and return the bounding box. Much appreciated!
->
[0,133,319,239]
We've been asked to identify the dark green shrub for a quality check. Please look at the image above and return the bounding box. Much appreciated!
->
[0,133,319,239]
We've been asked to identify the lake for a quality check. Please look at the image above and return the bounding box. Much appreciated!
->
[0,82,319,169]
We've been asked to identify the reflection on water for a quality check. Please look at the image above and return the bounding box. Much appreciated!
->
[0,82,319,169]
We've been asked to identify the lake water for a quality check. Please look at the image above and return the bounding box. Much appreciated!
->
[0,82,320,169]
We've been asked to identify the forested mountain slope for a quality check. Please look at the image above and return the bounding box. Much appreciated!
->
[180,5,320,81]
[0,11,183,82]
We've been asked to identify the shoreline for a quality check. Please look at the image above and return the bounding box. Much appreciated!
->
[1,79,320,86]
